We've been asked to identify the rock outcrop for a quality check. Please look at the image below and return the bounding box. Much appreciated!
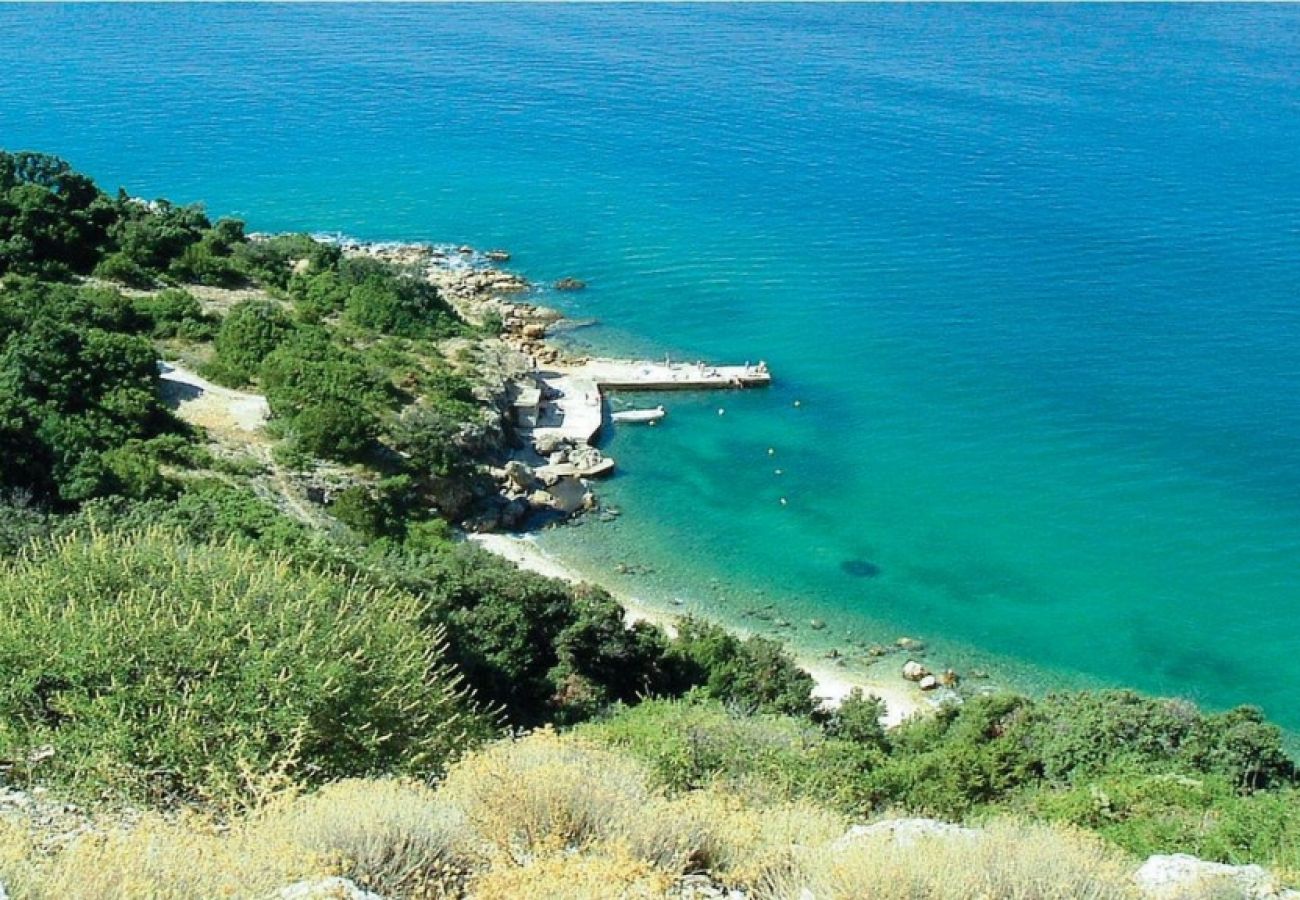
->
[1135,854,1300,899]
[835,817,980,850]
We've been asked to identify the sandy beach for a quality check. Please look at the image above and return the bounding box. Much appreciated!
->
[468,531,927,727]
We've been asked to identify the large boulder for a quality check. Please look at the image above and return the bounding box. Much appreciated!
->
[503,460,539,492]
[901,660,929,682]
[1135,854,1300,899]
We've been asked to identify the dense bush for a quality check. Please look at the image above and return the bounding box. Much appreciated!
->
[232,232,341,290]
[583,697,878,808]
[287,255,459,337]
[258,326,389,460]
[0,529,492,805]
[664,618,817,717]
[0,313,179,504]
[395,546,672,726]
[129,287,215,340]
[207,298,296,386]
[0,151,113,278]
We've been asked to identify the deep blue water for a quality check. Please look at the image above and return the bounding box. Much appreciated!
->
[4,4,1300,724]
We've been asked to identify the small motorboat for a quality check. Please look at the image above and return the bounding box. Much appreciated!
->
[612,405,666,424]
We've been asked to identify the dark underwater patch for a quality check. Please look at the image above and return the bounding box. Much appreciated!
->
[841,559,881,579]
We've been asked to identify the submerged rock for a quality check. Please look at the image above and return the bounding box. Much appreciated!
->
[841,559,881,578]
[554,276,587,291]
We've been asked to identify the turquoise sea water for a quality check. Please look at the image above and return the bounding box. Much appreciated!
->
[4,5,1299,724]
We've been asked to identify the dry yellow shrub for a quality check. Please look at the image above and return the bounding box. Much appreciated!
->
[262,777,479,898]
[438,728,690,868]
[3,810,327,900]
[665,789,847,890]
[757,818,1140,900]
[469,849,673,900]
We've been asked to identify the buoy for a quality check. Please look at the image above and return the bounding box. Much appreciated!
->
[774,469,783,476]
[793,400,802,408]
[717,408,725,416]
[780,497,788,506]
[767,447,776,456]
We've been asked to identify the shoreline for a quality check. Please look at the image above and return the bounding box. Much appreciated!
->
[468,531,928,727]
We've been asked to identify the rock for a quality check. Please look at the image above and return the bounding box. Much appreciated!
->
[568,445,606,472]
[547,476,590,514]
[503,460,539,492]
[902,660,930,682]
[809,618,827,630]
[918,674,940,691]
[522,323,548,339]
[1135,854,1300,899]
[896,636,925,652]
[554,276,587,291]
[836,818,979,850]
[485,249,511,262]
[279,878,384,900]
[500,497,530,529]
[533,433,571,456]
[528,489,557,510]
[940,669,961,687]
[670,872,747,899]
[461,508,501,533]
[457,245,473,255]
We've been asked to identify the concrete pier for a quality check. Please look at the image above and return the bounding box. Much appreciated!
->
[575,358,771,391]
[521,357,771,478]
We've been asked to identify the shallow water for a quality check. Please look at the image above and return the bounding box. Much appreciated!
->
[4,5,1299,724]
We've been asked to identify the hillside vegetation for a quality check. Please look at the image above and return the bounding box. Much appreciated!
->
[2,151,1298,898]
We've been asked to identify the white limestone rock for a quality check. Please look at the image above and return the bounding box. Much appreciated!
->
[1135,854,1300,899]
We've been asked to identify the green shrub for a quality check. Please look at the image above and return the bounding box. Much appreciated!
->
[258,327,387,461]
[0,317,177,504]
[582,697,879,810]
[383,545,671,727]
[92,251,154,288]
[0,151,111,279]
[1022,774,1300,872]
[130,288,214,339]
[0,529,492,805]
[665,618,817,717]
[208,298,295,386]
[235,233,340,291]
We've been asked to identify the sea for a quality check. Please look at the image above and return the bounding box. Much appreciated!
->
[3,4,1298,727]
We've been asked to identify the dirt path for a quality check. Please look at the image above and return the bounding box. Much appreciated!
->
[158,362,270,441]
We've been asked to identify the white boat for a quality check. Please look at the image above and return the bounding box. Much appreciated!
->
[611,406,666,424]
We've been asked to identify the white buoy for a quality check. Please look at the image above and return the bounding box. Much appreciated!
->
[793,400,802,407]
[780,497,788,506]
[775,469,783,476]
[767,447,776,456]
[717,408,726,416]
